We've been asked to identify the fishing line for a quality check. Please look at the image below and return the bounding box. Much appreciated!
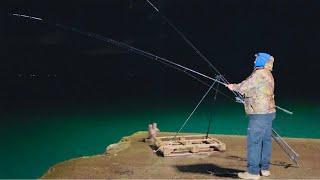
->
[174,81,217,138]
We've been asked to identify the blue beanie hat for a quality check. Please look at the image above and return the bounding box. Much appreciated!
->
[254,52,271,68]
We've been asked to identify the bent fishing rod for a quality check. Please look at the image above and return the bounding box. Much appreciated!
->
[10,13,292,114]
[10,13,239,139]
[10,13,236,139]
[10,13,227,87]
[9,13,238,103]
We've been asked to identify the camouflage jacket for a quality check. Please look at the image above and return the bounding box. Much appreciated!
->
[233,62,276,114]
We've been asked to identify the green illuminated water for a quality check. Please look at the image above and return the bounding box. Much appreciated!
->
[1,100,319,178]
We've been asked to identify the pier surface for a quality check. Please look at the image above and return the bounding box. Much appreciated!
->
[41,131,320,179]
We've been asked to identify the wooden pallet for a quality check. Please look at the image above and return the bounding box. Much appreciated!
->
[154,135,226,157]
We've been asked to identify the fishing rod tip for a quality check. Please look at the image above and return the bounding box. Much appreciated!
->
[7,13,43,21]
[8,12,21,16]
[286,110,294,115]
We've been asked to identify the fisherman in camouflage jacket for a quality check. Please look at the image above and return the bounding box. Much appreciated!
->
[226,53,276,180]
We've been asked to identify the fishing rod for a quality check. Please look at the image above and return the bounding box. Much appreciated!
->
[10,12,298,165]
[145,0,244,100]
[144,1,298,165]
[10,12,238,142]
[10,13,227,87]
[145,0,243,136]
[174,81,216,138]
[8,13,236,102]
[146,0,218,75]
[145,1,293,115]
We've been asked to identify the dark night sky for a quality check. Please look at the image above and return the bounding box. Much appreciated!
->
[1,0,319,108]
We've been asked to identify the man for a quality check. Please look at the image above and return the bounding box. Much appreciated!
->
[226,52,276,180]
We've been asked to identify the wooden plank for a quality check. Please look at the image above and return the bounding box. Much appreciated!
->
[154,135,226,157]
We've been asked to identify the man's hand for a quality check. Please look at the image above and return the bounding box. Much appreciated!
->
[226,84,235,91]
